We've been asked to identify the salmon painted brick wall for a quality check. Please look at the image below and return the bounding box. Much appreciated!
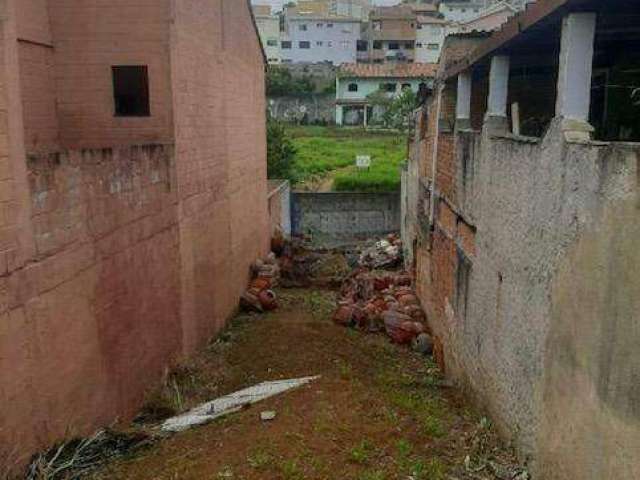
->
[170,0,270,354]
[0,0,269,468]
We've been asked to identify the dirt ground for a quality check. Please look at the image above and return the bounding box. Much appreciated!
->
[88,288,524,480]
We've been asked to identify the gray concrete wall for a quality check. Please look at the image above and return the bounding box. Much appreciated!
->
[292,192,400,243]
[411,117,640,479]
[268,94,335,124]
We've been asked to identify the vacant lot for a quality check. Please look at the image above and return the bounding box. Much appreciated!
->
[290,127,405,193]
[89,289,523,480]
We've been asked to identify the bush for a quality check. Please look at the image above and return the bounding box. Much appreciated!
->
[266,66,315,97]
[267,121,297,181]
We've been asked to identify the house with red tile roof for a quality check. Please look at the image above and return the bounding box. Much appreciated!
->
[335,63,437,125]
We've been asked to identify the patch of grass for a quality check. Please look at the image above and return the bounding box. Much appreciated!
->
[280,458,304,480]
[349,440,376,465]
[247,448,275,471]
[395,439,413,459]
[289,126,405,191]
[411,458,448,480]
[357,469,386,480]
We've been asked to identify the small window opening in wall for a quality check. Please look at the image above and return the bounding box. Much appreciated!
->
[112,66,150,117]
[348,83,358,92]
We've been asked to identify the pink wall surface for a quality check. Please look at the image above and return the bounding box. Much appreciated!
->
[0,0,268,469]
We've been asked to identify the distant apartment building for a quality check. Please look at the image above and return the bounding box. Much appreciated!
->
[253,5,282,64]
[335,63,436,125]
[452,1,517,33]
[439,0,491,22]
[281,15,362,64]
[363,5,418,64]
[330,0,374,20]
[415,15,448,63]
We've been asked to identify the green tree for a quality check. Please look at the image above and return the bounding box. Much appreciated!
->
[266,66,315,97]
[367,88,418,133]
[266,120,297,181]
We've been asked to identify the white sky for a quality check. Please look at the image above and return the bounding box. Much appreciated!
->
[251,0,401,12]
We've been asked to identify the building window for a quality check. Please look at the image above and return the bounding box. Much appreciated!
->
[388,42,399,50]
[427,43,440,50]
[316,41,323,46]
[267,39,278,47]
[281,41,292,49]
[348,83,358,92]
[112,66,150,117]
[328,41,333,47]
[404,41,414,49]
[416,42,423,48]
[299,41,311,49]
[357,40,368,52]
[380,83,396,93]
[341,40,350,50]
[373,40,382,50]
[299,24,308,31]
[372,21,382,31]
[402,83,411,90]
[417,24,423,30]
[327,23,334,28]
[317,23,323,28]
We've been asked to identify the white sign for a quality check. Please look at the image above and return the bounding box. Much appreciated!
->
[356,155,371,169]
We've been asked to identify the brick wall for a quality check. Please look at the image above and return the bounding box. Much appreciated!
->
[47,0,175,149]
[0,0,269,467]
[170,0,269,353]
[0,144,181,464]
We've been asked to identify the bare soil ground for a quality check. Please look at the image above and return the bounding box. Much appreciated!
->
[88,289,523,480]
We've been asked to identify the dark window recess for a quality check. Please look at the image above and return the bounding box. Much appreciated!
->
[112,66,150,117]
[380,83,396,92]
[388,42,400,50]
[281,41,292,49]
[357,40,368,52]
[299,41,311,49]
[348,83,358,92]
[402,83,411,90]
[373,40,383,50]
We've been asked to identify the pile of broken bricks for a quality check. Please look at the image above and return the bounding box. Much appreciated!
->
[333,267,436,355]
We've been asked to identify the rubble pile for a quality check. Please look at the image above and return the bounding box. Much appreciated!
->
[240,253,280,312]
[333,243,433,354]
[358,234,403,270]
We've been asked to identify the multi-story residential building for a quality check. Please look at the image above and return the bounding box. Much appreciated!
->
[452,1,517,33]
[439,0,491,22]
[363,5,418,64]
[415,15,448,63]
[253,5,282,64]
[335,63,436,125]
[281,15,362,64]
[329,0,373,21]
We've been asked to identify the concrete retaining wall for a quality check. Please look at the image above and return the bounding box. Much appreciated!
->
[292,192,400,243]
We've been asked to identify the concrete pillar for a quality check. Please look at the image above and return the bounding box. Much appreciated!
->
[456,71,472,130]
[363,105,368,127]
[336,105,343,126]
[556,12,597,141]
[485,55,509,132]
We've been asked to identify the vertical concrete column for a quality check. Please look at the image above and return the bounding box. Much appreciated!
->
[456,71,472,130]
[363,105,368,127]
[556,12,597,141]
[485,55,509,133]
[336,105,343,126]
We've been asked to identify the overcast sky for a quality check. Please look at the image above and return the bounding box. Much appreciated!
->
[251,0,401,11]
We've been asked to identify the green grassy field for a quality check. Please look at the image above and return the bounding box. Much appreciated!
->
[290,126,406,192]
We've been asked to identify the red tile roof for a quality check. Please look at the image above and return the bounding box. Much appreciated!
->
[338,63,438,79]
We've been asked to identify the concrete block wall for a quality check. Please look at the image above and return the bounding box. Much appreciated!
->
[292,192,401,243]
